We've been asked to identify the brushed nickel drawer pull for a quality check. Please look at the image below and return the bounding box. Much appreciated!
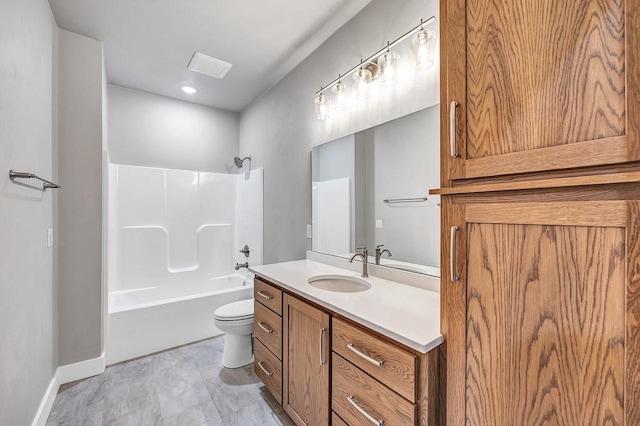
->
[257,290,273,300]
[257,361,273,376]
[257,322,273,334]
[451,226,460,282]
[450,101,459,158]
[319,328,327,365]
[347,343,384,367]
[347,395,384,426]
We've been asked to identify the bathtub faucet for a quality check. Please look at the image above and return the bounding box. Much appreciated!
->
[235,262,249,270]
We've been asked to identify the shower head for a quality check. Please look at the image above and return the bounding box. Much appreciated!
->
[234,156,251,169]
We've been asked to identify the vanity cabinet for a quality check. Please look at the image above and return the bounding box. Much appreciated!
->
[253,276,442,425]
[441,0,640,182]
[283,294,331,426]
[254,278,284,404]
[440,194,640,425]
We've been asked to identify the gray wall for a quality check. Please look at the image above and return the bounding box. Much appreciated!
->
[239,0,439,263]
[57,30,105,365]
[108,85,239,172]
[372,106,440,266]
[0,1,57,424]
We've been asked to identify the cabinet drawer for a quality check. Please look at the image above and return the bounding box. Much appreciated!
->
[333,317,416,402]
[254,301,282,359]
[332,412,349,426]
[332,354,416,426]
[254,338,282,404]
[254,278,283,315]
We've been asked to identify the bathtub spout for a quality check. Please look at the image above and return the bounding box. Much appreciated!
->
[235,262,249,270]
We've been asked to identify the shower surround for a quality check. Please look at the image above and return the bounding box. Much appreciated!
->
[107,164,263,364]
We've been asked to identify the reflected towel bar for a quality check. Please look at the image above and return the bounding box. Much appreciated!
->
[383,197,428,204]
[9,170,61,190]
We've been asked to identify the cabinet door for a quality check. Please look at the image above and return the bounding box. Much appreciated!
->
[441,0,640,182]
[283,294,330,426]
[442,199,640,425]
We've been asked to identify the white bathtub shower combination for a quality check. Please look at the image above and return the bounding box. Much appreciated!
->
[107,164,263,364]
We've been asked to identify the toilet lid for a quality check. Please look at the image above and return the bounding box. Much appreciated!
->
[214,299,254,320]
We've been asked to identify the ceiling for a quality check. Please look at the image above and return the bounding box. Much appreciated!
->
[49,0,371,112]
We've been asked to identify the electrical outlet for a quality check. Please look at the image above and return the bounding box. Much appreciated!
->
[307,224,312,239]
[47,229,53,247]
[376,220,383,229]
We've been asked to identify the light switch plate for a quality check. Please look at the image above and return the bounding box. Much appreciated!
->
[376,220,383,229]
[307,224,312,239]
[47,229,53,247]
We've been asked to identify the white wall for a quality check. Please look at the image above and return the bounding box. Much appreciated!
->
[108,85,240,173]
[239,0,439,263]
[57,30,105,366]
[0,1,57,424]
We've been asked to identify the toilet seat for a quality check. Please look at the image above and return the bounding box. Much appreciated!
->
[214,299,254,321]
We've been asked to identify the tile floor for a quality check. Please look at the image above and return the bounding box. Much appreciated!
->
[46,336,295,426]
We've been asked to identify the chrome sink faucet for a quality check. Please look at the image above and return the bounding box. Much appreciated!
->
[349,247,369,278]
[375,244,392,265]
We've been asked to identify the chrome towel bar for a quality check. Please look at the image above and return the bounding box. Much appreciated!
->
[383,197,428,204]
[9,170,61,190]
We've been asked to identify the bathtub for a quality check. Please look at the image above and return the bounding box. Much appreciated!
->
[107,274,253,365]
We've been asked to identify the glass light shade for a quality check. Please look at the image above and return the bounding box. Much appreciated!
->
[377,50,400,86]
[411,29,437,70]
[352,68,373,101]
[314,92,329,120]
[332,81,348,111]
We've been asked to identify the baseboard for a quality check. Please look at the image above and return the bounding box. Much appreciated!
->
[30,372,59,426]
[57,352,106,384]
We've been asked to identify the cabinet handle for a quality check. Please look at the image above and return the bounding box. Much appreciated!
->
[450,101,459,158]
[257,361,273,376]
[347,343,384,367]
[347,395,384,426]
[257,322,273,334]
[451,226,460,282]
[319,327,326,365]
[257,290,273,300]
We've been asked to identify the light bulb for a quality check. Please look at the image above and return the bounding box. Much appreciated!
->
[412,29,437,70]
[352,68,372,101]
[332,81,348,111]
[180,85,198,94]
[314,92,329,120]
[377,50,400,86]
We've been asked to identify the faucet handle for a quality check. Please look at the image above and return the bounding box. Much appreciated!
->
[376,244,384,249]
[356,246,367,251]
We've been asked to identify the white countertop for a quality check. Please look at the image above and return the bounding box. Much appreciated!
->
[249,259,443,354]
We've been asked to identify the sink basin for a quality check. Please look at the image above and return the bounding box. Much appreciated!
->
[307,275,371,293]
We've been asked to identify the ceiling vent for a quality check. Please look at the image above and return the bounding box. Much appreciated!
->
[188,52,232,79]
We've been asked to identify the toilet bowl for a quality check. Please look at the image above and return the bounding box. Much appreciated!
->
[214,299,254,368]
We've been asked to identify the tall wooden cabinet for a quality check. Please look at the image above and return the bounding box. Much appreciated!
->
[283,294,331,426]
[436,0,640,424]
[441,0,640,181]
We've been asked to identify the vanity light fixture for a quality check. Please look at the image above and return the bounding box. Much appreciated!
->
[353,61,373,101]
[411,21,438,70]
[332,75,348,111]
[314,88,330,120]
[180,85,198,94]
[313,16,436,119]
[378,42,400,87]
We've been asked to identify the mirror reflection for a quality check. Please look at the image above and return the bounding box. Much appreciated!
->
[311,105,440,276]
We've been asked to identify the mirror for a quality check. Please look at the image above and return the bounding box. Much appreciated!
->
[311,105,440,276]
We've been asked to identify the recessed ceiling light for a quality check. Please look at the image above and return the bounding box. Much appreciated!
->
[180,85,198,94]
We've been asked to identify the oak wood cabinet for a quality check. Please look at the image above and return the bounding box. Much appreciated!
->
[441,0,640,183]
[440,194,640,425]
[283,294,331,426]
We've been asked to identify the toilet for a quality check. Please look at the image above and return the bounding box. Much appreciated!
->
[214,299,254,368]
